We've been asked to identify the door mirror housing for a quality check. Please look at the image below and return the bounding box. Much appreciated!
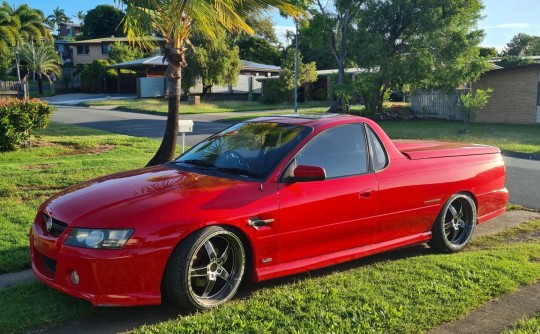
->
[289,165,326,182]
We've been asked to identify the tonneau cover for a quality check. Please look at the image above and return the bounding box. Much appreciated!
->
[393,140,500,160]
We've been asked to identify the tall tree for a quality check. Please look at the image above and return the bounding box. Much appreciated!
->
[19,42,62,95]
[47,6,71,33]
[0,2,19,52]
[479,47,498,58]
[244,13,279,44]
[237,36,281,65]
[502,33,540,57]
[108,41,144,63]
[73,10,86,25]
[1,2,51,81]
[304,0,364,112]
[352,0,488,114]
[83,5,125,39]
[183,31,243,95]
[297,12,341,70]
[121,0,299,166]
[12,4,50,42]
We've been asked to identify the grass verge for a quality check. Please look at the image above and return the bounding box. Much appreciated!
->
[504,312,540,334]
[80,99,332,115]
[0,123,164,273]
[0,220,538,334]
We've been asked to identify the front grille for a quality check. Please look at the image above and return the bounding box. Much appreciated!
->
[42,213,68,238]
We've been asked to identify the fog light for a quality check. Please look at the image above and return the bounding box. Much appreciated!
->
[71,270,80,286]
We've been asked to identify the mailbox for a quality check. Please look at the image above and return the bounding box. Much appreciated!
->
[178,120,194,133]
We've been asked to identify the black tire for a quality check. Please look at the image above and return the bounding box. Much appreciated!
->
[429,193,477,253]
[163,226,245,310]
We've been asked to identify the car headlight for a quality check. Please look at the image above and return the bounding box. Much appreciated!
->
[64,228,134,249]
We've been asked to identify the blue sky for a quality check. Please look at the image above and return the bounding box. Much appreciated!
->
[12,0,540,51]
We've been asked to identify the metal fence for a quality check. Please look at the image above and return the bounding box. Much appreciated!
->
[411,89,470,121]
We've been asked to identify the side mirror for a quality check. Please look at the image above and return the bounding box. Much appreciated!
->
[289,165,326,182]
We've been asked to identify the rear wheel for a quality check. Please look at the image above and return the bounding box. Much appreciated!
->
[163,226,245,310]
[429,193,477,253]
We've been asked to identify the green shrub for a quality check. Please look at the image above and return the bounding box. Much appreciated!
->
[79,59,118,93]
[260,79,289,104]
[0,98,54,151]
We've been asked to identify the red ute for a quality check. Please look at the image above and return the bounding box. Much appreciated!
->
[30,114,508,310]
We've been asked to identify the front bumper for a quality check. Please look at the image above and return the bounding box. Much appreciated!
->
[29,216,168,306]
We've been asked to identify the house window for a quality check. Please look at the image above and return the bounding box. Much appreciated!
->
[76,45,89,55]
[537,82,540,106]
[101,43,110,54]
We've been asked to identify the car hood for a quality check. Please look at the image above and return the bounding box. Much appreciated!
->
[41,165,248,227]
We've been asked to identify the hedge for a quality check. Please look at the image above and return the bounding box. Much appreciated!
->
[0,98,54,151]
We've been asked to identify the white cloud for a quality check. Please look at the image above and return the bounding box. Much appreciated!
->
[483,22,536,29]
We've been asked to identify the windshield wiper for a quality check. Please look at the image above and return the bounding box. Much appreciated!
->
[217,167,261,179]
[174,159,215,168]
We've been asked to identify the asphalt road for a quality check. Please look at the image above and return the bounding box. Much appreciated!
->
[50,105,540,210]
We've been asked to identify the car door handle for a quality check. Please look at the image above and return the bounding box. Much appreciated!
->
[247,217,275,228]
[358,189,375,199]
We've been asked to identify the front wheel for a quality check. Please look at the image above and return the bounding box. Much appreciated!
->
[163,226,246,310]
[429,193,477,253]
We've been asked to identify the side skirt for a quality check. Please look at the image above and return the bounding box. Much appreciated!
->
[254,232,432,282]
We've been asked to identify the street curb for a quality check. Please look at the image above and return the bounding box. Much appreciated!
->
[502,150,540,161]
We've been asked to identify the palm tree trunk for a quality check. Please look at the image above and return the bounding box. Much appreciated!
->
[146,50,183,167]
[37,74,44,95]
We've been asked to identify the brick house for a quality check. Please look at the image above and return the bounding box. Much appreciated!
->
[473,64,540,124]
[58,22,81,38]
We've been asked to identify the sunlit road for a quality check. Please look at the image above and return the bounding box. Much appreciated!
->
[51,105,539,210]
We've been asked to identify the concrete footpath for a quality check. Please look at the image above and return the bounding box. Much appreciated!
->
[1,210,539,334]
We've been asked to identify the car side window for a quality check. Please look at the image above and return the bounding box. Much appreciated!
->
[293,124,368,178]
[366,126,388,171]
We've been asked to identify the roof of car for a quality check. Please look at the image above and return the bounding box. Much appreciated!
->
[248,113,364,127]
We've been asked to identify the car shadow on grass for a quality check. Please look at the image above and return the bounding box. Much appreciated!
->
[38,244,433,334]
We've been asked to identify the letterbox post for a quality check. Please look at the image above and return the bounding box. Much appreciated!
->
[177,120,194,153]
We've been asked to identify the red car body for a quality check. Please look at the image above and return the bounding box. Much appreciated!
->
[30,115,508,307]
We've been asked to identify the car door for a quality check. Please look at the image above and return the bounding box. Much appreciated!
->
[277,123,379,264]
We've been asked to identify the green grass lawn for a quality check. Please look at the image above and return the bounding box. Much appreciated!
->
[80,98,332,115]
[1,220,539,334]
[0,124,165,273]
[504,312,540,334]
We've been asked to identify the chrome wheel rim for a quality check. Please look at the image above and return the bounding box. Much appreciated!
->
[443,197,474,246]
[187,231,244,307]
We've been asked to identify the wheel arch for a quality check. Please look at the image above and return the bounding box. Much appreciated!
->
[160,223,256,290]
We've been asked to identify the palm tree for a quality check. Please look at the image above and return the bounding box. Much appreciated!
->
[12,4,50,42]
[122,0,299,166]
[19,42,61,95]
[0,2,19,50]
[73,10,86,25]
[47,6,71,34]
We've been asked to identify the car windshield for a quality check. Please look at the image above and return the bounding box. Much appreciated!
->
[173,122,311,179]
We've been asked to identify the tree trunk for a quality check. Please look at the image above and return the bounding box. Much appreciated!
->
[37,74,44,95]
[146,46,184,167]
